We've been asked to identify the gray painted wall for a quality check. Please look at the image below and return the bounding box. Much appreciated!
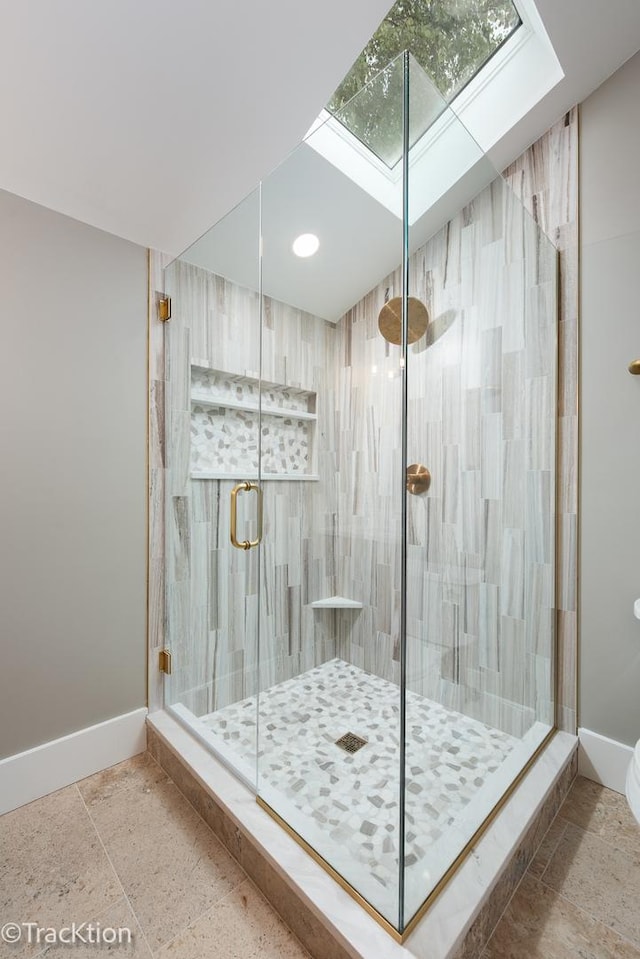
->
[0,189,147,759]
[580,49,640,747]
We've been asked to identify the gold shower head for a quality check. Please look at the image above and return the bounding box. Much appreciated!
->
[378,296,429,345]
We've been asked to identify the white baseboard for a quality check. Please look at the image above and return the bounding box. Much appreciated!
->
[0,707,148,815]
[626,741,640,824]
[578,727,635,795]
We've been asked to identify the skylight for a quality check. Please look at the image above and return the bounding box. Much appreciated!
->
[306,0,562,230]
[326,0,521,168]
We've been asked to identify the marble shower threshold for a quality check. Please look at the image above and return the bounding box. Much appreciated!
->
[147,710,577,959]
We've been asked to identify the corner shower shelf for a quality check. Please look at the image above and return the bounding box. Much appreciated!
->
[190,362,317,481]
[311,596,363,609]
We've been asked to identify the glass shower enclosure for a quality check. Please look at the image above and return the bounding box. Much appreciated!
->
[162,53,557,936]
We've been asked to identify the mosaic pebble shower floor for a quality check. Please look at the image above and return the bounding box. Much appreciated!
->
[198,659,518,916]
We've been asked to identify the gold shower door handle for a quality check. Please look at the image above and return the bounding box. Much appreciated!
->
[230,481,263,550]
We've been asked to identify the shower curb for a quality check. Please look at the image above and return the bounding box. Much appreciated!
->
[147,711,577,959]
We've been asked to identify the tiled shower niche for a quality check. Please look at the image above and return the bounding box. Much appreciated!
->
[190,363,318,480]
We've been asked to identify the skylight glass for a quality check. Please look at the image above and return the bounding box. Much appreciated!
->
[331,53,446,170]
[327,0,521,168]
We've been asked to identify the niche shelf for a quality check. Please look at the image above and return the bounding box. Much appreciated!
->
[190,362,318,481]
[190,390,317,421]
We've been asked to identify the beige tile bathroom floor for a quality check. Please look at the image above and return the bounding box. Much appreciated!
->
[1,757,639,959]
[484,775,640,959]
[0,753,311,959]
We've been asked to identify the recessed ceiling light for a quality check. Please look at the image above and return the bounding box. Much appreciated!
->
[292,233,319,258]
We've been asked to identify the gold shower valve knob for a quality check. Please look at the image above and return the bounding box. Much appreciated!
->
[629,359,640,375]
[406,464,431,495]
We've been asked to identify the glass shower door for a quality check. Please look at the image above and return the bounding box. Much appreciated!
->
[162,188,263,786]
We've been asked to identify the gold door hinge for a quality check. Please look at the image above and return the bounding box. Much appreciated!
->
[158,295,171,322]
[158,648,172,674]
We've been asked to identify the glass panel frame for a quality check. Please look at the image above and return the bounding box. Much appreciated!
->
[162,187,263,791]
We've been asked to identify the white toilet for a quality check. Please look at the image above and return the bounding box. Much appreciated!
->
[627,739,640,825]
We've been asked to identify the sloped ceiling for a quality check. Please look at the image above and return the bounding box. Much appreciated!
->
[1,0,640,258]
[0,0,392,253]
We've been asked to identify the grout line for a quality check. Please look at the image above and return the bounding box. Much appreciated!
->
[153,878,253,955]
[74,784,155,957]
[481,798,572,949]
[478,773,637,954]
[242,876,315,959]
[145,748,313,957]
[20,938,49,959]
[154,874,312,959]
[2,786,126,959]
[535,815,569,883]
[23,789,129,959]
[547,810,640,863]
[144,749,249,881]
[142,749,253,950]
[537,874,640,953]
[480,863,532,951]
[144,753,249,876]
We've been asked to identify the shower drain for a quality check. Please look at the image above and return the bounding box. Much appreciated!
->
[335,732,368,754]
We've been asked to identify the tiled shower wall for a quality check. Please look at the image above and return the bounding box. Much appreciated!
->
[148,109,578,736]
[161,263,340,713]
[334,178,558,737]
[503,110,579,734]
